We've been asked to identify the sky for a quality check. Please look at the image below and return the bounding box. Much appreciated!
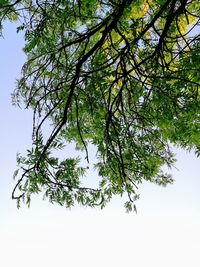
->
[0,22,200,267]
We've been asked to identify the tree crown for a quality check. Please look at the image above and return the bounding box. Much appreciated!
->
[0,0,200,211]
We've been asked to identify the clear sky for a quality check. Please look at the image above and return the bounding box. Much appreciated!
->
[0,22,200,267]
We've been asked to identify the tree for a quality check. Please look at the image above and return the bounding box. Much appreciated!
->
[0,0,200,211]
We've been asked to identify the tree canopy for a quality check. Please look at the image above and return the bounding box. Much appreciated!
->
[0,0,200,211]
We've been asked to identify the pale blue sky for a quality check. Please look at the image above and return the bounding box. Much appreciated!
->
[0,22,200,267]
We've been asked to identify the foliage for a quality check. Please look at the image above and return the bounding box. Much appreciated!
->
[0,0,200,211]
